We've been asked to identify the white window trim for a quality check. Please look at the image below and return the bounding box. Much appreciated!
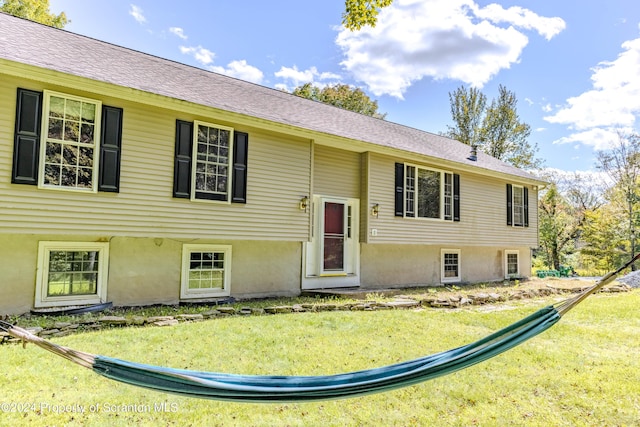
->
[38,90,102,193]
[180,244,232,299]
[404,163,453,221]
[441,249,461,283]
[35,241,109,308]
[190,121,234,203]
[505,250,520,279]
[511,184,525,227]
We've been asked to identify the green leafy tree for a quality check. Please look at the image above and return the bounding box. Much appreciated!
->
[0,0,67,28]
[443,85,542,169]
[580,194,628,272]
[534,170,604,272]
[445,86,486,146]
[596,132,640,269]
[291,83,387,119]
[538,183,575,270]
[342,0,393,30]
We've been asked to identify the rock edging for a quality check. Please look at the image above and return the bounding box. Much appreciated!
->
[1,283,631,343]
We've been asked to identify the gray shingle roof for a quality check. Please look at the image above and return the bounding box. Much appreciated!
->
[0,13,541,183]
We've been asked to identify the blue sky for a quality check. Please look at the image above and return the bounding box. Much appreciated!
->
[48,0,640,173]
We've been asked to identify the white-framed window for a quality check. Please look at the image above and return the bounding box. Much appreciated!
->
[192,121,234,202]
[404,164,454,220]
[505,250,520,278]
[441,249,461,283]
[35,241,109,307]
[181,244,232,299]
[39,91,102,192]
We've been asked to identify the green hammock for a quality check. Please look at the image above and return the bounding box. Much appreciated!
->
[1,255,635,403]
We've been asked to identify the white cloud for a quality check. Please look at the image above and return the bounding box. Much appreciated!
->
[545,37,640,147]
[541,103,552,113]
[470,3,565,41]
[551,127,634,151]
[129,4,146,24]
[335,0,565,99]
[169,27,187,40]
[179,45,215,65]
[210,60,264,84]
[178,46,263,84]
[274,65,341,91]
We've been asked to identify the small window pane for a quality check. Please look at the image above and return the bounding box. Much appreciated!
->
[65,99,81,121]
[81,103,96,124]
[49,96,65,118]
[48,118,63,139]
[64,120,80,142]
[44,164,60,185]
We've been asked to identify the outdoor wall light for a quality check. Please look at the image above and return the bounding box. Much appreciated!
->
[371,203,379,218]
[299,196,309,211]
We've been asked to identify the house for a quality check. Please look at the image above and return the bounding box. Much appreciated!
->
[0,13,544,315]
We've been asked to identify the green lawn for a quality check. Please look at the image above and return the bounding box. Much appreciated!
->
[2,291,639,426]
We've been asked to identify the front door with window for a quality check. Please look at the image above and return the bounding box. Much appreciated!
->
[323,201,346,272]
[303,196,359,289]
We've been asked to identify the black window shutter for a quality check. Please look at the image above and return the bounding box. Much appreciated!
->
[231,131,248,203]
[173,120,193,198]
[98,105,123,192]
[394,163,404,217]
[506,184,513,226]
[453,174,460,222]
[12,88,43,185]
[523,186,529,227]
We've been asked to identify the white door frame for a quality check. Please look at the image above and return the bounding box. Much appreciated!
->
[302,195,360,289]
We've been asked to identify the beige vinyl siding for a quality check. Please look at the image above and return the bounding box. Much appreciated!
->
[312,144,361,199]
[367,153,538,247]
[360,152,371,243]
[0,76,312,240]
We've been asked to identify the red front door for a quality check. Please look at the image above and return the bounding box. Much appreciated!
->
[323,202,345,271]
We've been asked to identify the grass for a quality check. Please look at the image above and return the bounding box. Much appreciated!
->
[2,290,639,426]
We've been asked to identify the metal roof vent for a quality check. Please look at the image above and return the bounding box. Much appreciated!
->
[468,145,478,161]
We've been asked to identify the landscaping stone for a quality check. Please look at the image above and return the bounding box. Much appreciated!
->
[131,316,146,325]
[382,300,420,309]
[98,316,127,325]
[201,310,220,318]
[153,319,179,327]
[146,316,175,323]
[176,314,204,321]
[54,321,72,329]
[5,281,633,341]
[264,306,293,314]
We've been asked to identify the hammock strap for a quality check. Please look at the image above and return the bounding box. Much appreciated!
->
[554,252,640,316]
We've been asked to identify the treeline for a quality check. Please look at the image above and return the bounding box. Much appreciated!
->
[535,133,640,274]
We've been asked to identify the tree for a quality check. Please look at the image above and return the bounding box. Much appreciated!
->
[291,83,387,119]
[445,86,486,146]
[0,0,67,28]
[538,183,575,270]
[580,195,628,272]
[443,85,542,169]
[342,0,393,31]
[534,170,605,272]
[595,132,640,269]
